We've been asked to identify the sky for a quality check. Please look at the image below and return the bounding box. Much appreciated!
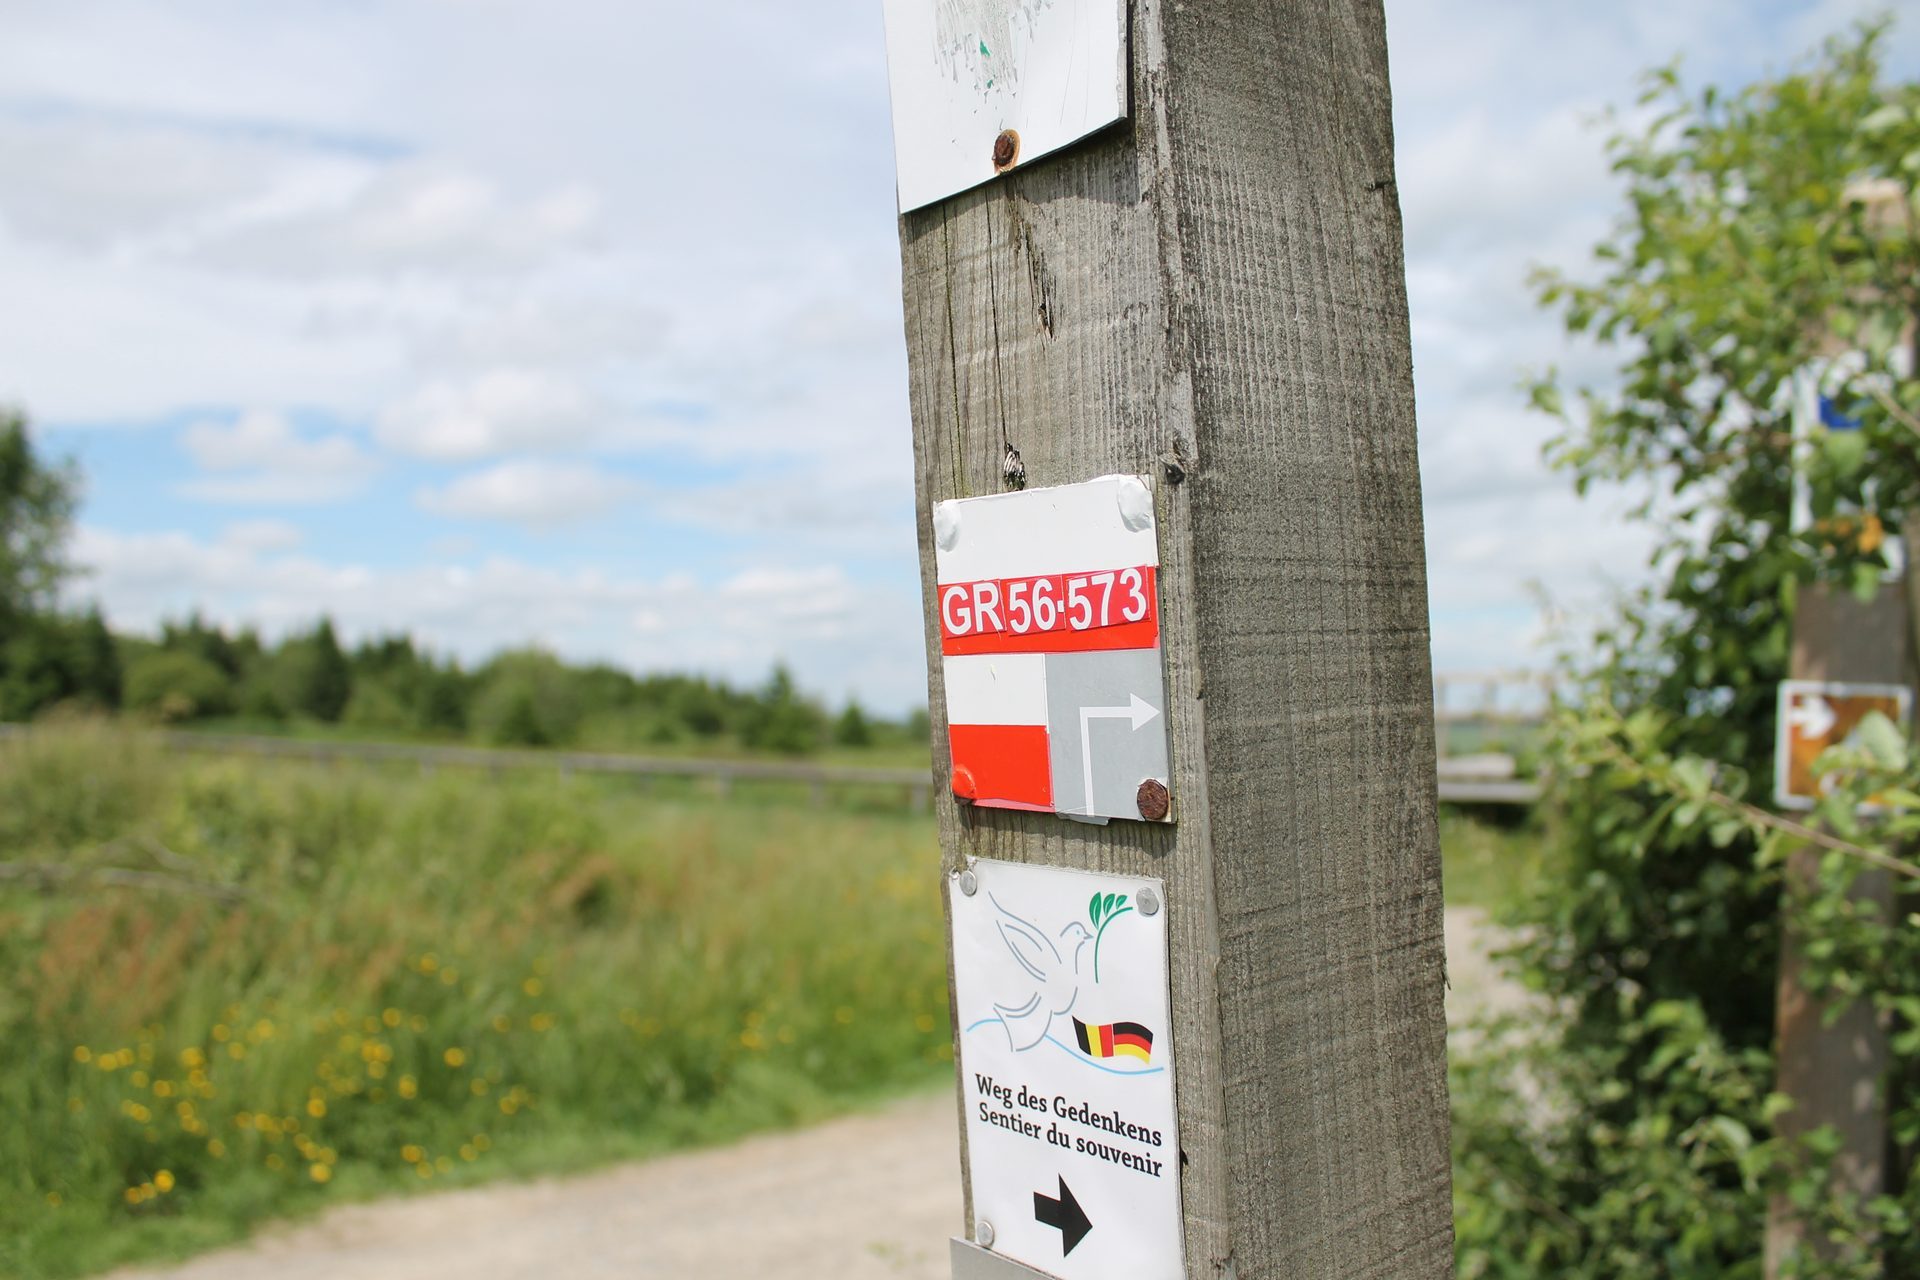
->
[0,1,1914,715]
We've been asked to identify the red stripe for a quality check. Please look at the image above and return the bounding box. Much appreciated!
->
[942,616,1159,657]
[1100,1024,1114,1057]
[947,724,1052,809]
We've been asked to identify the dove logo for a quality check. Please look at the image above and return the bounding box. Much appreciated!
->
[988,893,1092,1052]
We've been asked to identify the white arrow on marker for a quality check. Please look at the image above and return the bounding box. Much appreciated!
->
[1079,694,1161,813]
[1790,694,1837,741]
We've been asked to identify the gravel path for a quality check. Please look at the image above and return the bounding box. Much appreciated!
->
[106,908,1510,1280]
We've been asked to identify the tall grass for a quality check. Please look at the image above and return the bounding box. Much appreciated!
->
[0,724,950,1279]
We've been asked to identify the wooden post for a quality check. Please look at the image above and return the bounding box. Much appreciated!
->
[895,2,1453,1275]
[1764,545,1913,1275]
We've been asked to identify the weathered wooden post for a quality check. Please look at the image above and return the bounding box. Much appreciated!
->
[1763,531,1916,1275]
[881,3,1452,1277]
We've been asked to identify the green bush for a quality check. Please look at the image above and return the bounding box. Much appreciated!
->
[123,651,235,723]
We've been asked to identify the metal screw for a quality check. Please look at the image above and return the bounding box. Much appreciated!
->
[1137,887,1161,917]
[976,1219,996,1248]
[1136,778,1170,821]
[992,129,1020,172]
[959,869,978,897]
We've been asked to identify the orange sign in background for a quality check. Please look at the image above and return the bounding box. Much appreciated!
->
[1775,679,1913,809]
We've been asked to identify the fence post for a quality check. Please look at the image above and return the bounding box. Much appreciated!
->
[892,2,1453,1274]
[1764,549,1912,1275]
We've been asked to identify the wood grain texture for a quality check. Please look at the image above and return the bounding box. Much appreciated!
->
[897,2,1452,1275]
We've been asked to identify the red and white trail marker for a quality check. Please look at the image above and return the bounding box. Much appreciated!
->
[933,475,1172,823]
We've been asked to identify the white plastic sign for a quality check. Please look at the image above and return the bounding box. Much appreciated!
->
[932,475,1173,824]
[880,0,1129,211]
[950,858,1183,1280]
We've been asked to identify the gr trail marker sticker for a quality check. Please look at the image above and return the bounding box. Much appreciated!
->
[932,475,1172,824]
[880,0,1129,212]
[950,859,1182,1280]
[1775,679,1913,811]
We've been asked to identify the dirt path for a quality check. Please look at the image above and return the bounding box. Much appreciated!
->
[108,908,1510,1280]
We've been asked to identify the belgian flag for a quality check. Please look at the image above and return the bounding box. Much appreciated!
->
[1073,1017,1153,1063]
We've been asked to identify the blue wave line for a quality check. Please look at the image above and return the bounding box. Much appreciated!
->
[958,1017,1164,1077]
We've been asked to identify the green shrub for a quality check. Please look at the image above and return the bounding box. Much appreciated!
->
[123,652,234,723]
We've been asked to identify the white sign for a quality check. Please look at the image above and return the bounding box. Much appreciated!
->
[951,859,1183,1280]
[933,475,1173,824]
[880,0,1129,211]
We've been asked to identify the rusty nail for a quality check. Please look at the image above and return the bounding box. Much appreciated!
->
[1136,778,1170,821]
[992,129,1020,172]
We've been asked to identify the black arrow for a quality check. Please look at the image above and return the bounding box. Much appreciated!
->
[1033,1175,1093,1255]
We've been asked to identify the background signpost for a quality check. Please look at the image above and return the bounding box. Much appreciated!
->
[886,1,1455,1276]
[1764,557,1918,1275]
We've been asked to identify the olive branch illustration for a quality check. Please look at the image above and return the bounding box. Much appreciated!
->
[1087,891,1132,982]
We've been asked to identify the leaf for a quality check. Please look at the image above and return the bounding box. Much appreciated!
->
[1706,1115,1753,1156]
[1850,711,1908,771]
[1089,892,1104,925]
[1670,756,1714,801]
[1822,428,1866,476]
[1860,104,1907,132]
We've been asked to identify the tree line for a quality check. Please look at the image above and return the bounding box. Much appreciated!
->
[0,412,922,755]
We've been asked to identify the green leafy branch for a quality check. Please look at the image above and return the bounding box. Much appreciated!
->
[1562,695,1920,883]
[1088,891,1132,983]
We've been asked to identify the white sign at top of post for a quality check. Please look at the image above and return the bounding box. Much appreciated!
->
[880,0,1129,212]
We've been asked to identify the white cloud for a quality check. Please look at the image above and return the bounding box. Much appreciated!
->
[219,518,303,553]
[415,458,637,527]
[177,409,378,504]
[377,368,608,459]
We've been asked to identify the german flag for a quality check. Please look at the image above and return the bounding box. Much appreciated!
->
[1073,1018,1153,1063]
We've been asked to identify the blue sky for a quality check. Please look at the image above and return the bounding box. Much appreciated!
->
[1,1,1913,714]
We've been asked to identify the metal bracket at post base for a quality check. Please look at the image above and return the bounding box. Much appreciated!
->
[951,1237,1054,1279]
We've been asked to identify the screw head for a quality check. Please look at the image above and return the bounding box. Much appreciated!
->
[992,129,1020,172]
[1136,778,1170,821]
[1136,887,1161,917]
[959,869,978,897]
[976,1219,996,1248]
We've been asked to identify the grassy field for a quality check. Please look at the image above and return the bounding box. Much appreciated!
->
[0,724,952,1280]
[0,723,1542,1279]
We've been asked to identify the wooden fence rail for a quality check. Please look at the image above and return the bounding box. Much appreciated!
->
[0,716,1543,806]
